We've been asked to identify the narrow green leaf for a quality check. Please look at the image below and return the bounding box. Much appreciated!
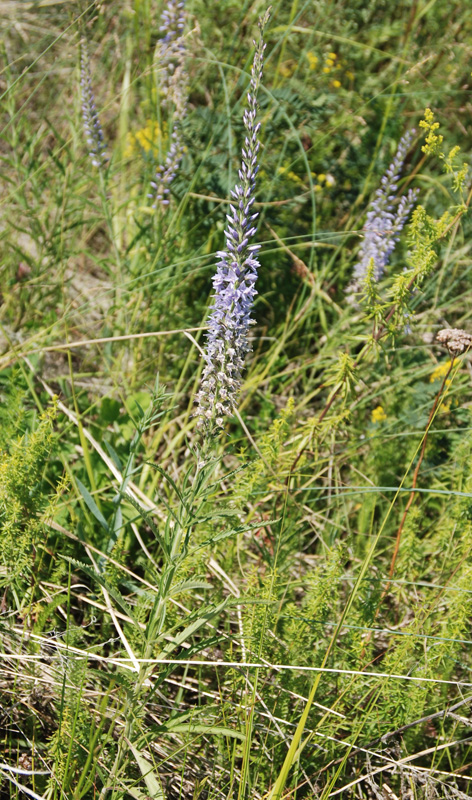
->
[76,478,109,533]
[195,518,281,549]
[163,722,245,740]
[128,742,164,800]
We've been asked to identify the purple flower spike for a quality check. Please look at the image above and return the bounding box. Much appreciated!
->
[352,131,418,286]
[196,11,270,432]
[151,0,188,209]
[80,42,108,170]
[158,0,187,102]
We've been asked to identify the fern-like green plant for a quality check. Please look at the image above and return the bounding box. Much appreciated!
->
[0,400,57,606]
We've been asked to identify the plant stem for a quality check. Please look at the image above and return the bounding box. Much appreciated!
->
[387,356,455,581]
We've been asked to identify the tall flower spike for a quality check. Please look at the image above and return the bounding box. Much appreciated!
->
[351,131,418,287]
[80,42,108,170]
[196,11,270,432]
[150,0,188,208]
[158,0,186,102]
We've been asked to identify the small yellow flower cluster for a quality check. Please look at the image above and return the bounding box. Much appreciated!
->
[306,52,318,70]
[371,405,387,424]
[322,51,338,73]
[305,51,354,89]
[429,361,451,383]
[429,361,455,414]
[324,52,342,89]
[419,109,468,193]
[305,50,353,90]
[312,172,336,192]
[277,166,303,184]
[419,108,443,156]
[124,120,162,159]
[440,397,452,414]
[277,166,335,193]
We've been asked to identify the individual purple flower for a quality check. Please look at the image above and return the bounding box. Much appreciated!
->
[196,12,270,431]
[352,131,418,285]
[80,42,108,170]
[150,0,188,208]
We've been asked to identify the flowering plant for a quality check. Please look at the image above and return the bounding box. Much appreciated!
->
[196,11,270,432]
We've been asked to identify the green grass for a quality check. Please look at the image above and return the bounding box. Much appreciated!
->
[1,1,472,798]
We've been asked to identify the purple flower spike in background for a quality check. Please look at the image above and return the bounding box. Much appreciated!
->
[196,11,270,432]
[158,0,186,101]
[150,0,188,208]
[80,42,108,170]
[150,134,185,208]
[352,131,418,286]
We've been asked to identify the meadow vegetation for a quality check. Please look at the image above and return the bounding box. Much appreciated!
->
[1,0,472,797]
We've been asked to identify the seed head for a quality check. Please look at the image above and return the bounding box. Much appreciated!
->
[436,328,472,356]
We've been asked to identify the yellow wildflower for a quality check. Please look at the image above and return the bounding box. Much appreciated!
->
[331,79,341,89]
[124,120,162,158]
[371,405,387,424]
[328,52,337,59]
[419,108,443,156]
[440,398,452,414]
[429,361,451,383]
[325,58,335,68]
[306,52,318,70]
[323,66,331,74]
[317,173,326,183]
[287,171,303,184]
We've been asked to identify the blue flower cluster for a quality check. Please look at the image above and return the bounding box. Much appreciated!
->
[80,44,108,170]
[353,131,418,285]
[196,14,269,430]
[150,0,188,207]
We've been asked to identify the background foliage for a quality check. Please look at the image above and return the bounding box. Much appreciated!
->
[1,0,472,798]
